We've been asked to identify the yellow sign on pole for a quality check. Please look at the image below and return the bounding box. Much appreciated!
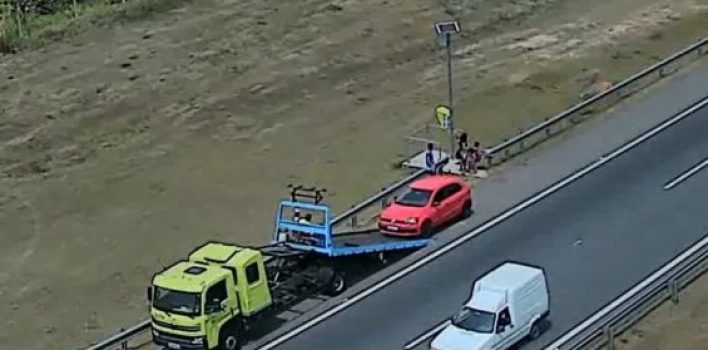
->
[435,105,452,129]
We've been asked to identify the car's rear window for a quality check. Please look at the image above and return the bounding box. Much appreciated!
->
[395,188,432,207]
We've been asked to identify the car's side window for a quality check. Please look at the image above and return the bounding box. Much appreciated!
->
[446,183,462,198]
[435,184,461,203]
[433,188,448,203]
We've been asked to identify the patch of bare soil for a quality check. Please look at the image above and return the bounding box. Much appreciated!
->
[0,0,706,348]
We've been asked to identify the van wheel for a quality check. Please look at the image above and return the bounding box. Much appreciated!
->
[420,220,433,238]
[528,321,542,340]
[218,324,242,350]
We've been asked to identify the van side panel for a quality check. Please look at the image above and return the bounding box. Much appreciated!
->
[511,271,547,330]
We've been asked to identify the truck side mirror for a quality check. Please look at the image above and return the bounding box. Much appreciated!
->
[146,286,152,302]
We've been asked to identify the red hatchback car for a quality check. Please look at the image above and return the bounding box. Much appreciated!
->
[378,175,473,238]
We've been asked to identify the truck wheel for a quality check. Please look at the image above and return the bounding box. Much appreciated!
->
[528,321,542,340]
[323,270,347,296]
[218,324,242,350]
[420,220,433,238]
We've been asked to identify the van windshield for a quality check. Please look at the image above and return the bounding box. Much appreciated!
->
[152,286,201,316]
[451,307,496,333]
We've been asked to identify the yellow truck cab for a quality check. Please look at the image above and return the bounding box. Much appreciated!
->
[148,243,273,350]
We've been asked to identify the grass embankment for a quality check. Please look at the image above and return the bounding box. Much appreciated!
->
[0,0,191,53]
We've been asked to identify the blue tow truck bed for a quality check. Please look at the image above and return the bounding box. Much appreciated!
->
[273,197,432,258]
[330,230,431,256]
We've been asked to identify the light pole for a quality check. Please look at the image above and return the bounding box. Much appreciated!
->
[434,20,461,160]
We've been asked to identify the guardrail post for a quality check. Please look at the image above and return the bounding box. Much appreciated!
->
[670,278,679,304]
[119,327,128,350]
[605,325,615,350]
[350,215,358,228]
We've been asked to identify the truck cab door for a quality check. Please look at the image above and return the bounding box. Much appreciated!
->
[204,279,232,345]
[238,260,273,316]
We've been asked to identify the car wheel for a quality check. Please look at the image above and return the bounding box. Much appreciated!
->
[420,220,433,238]
[460,200,473,219]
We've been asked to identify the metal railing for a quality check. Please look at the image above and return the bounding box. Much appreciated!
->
[78,35,708,350]
[83,320,150,350]
[545,234,708,350]
[485,36,708,166]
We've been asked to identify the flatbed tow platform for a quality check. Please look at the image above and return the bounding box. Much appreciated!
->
[272,185,432,258]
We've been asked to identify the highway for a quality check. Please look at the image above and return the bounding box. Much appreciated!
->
[268,99,708,350]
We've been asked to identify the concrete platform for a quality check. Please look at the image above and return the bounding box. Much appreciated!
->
[401,149,462,174]
[401,149,488,178]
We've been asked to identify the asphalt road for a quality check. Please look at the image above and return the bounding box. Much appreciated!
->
[271,101,708,350]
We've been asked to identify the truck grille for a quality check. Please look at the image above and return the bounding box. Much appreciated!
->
[152,318,201,332]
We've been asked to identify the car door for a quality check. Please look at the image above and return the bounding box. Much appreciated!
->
[430,188,449,225]
[440,183,462,221]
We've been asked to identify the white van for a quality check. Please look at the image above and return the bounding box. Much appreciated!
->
[430,262,550,350]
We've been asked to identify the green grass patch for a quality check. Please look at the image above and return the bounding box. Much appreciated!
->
[0,0,193,53]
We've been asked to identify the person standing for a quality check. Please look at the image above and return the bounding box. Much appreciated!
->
[455,132,469,173]
[425,143,437,174]
[471,141,486,170]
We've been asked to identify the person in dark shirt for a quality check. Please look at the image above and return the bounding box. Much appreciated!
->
[455,132,469,173]
[425,143,436,173]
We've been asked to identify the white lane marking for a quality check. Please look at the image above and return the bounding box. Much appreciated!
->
[257,97,708,350]
[403,321,450,350]
[544,234,708,350]
[663,158,708,190]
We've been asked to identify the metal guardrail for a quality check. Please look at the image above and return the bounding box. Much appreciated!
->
[485,36,708,165]
[79,35,708,350]
[84,320,150,350]
[545,234,708,350]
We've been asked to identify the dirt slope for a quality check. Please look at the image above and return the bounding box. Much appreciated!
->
[0,0,706,348]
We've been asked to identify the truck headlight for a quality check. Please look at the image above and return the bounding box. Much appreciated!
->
[191,337,204,345]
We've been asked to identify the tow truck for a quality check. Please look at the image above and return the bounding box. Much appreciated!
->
[147,185,434,350]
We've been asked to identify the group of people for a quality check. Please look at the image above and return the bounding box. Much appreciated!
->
[454,132,486,175]
[424,131,485,176]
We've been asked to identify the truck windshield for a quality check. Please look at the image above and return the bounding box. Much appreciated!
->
[152,287,201,316]
[451,307,496,334]
[395,188,432,207]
